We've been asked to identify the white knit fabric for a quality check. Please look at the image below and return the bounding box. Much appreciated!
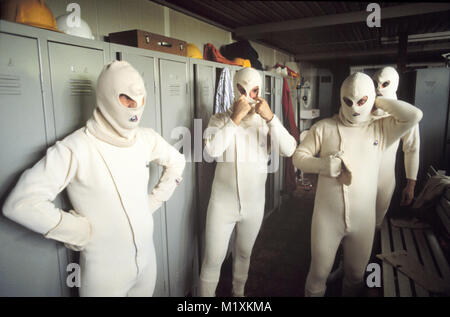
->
[373,66,399,100]
[233,67,262,106]
[293,73,423,297]
[87,61,146,147]
[372,67,420,226]
[199,69,297,297]
[3,61,185,296]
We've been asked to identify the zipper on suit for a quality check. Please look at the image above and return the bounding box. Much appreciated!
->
[86,132,140,276]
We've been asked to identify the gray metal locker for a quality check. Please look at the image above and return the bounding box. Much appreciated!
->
[263,72,286,216]
[116,51,169,297]
[274,76,283,210]
[0,32,63,296]
[159,58,196,296]
[414,68,450,182]
[264,74,275,217]
[192,63,215,275]
[47,44,106,291]
[317,69,333,119]
[47,42,104,140]
[399,68,450,185]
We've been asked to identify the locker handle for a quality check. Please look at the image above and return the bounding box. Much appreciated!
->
[158,41,172,48]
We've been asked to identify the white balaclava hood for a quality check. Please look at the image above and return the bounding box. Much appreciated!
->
[338,72,376,127]
[233,67,262,107]
[371,67,399,117]
[87,61,147,146]
[372,66,399,100]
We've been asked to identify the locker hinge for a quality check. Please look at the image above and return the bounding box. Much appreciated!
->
[186,83,188,94]
[154,81,156,94]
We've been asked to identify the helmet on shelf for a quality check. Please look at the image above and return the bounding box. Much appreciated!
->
[1,0,59,32]
[56,13,95,40]
[233,58,251,68]
[186,43,203,59]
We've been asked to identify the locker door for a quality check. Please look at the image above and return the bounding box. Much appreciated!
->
[195,64,214,120]
[0,33,64,296]
[414,68,450,183]
[119,52,168,297]
[47,42,105,296]
[274,77,283,209]
[264,75,275,216]
[274,78,283,123]
[193,64,215,265]
[275,78,285,200]
[258,70,265,95]
[159,59,195,296]
[48,42,104,140]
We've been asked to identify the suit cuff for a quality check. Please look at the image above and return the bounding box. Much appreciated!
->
[267,115,282,128]
[44,210,91,251]
[225,116,239,129]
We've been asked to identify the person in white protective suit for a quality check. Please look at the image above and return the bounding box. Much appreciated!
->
[372,67,420,228]
[199,67,297,297]
[2,61,186,297]
[293,72,423,297]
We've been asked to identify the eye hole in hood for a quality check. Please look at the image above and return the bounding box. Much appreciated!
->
[357,96,368,106]
[343,97,353,107]
[237,83,246,96]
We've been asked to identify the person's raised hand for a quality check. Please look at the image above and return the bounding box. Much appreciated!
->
[231,95,252,125]
[255,97,274,122]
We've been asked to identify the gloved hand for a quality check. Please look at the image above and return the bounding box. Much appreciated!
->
[334,151,352,186]
[44,209,92,252]
[319,152,343,178]
[231,95,252,125]
[255,97,274,122]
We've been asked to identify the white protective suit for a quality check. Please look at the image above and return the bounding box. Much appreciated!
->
[199,68,297,297]
[372,67,420,227]
[293,72,423,297]
[2,61,186,297]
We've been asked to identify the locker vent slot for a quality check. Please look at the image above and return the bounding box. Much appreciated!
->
[0,74,21,95]
[70,79,93,96]
[168,84,181,96]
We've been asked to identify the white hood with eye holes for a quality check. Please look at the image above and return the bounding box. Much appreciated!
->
[372,66,399,99]
[233,67,262,106]
[338,72,376,127]
[87,61,147,147]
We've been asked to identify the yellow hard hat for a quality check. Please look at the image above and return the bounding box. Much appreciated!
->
[1,0,59,32]
[187,43,203,59]
[233,58,251,68]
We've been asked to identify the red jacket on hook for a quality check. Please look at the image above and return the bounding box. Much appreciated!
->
[203,43,239,66]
